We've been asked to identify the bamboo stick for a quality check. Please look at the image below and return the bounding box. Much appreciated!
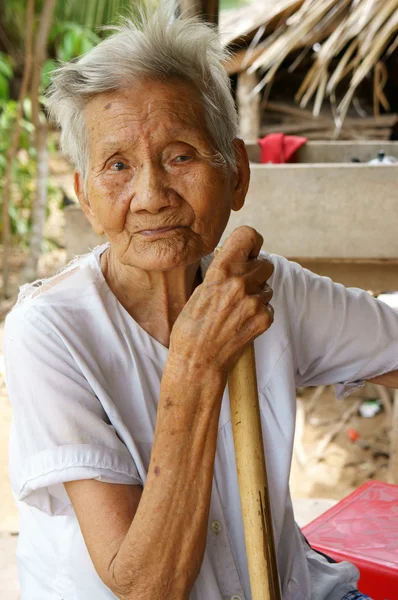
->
[228,344,281,600]
[388,389,398,485]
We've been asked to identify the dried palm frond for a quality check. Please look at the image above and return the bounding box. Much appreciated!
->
[248,0,339,72]
[373,61,390,117]
[221,0,398,132]
[337,7,398,124]
[219,0,304,48]
[326,38,359,94]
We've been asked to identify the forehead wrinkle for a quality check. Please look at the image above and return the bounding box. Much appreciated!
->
[86,92,212,162]
[96,97,203,129]
[128,103,212,148]
[92,102,202,132]
[85,78,205,123]
[96,117,210,155]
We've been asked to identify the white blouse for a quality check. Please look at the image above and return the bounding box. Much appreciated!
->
[5,244,398,600]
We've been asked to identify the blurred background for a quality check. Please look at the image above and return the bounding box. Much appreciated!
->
[1,0,398,597]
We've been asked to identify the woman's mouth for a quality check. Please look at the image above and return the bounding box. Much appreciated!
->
[138,226,185,237]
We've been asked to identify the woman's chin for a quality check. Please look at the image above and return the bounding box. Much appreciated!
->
[125,237,202,271]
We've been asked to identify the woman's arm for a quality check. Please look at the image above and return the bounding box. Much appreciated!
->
[65,227,274,600]
[368,370,398,387]
[66,363,225,600]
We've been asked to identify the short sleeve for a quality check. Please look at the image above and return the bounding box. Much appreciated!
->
[4,306,142,516]
[273,256,398,398]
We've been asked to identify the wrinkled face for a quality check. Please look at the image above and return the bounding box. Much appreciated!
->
[76,78,248,271]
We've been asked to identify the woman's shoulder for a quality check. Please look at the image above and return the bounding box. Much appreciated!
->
[6,244,109,330]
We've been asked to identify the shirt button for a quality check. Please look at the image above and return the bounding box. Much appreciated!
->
[231,596,242,600]
[210,520,223,534]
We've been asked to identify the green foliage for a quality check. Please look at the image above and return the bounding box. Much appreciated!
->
[41,59,57,90]
[0,53,14,101]
[0,99,59,244]
[39,21,101,88]
[0,0,26,57]
[1,0,145,91]
[220,0,250,8]
[49,21,100,63]
[53,0,138,31]
[42,1,148,92]
[0,100,35,241]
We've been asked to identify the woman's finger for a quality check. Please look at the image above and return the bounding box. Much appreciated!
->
[243,260,274,294]
[237,302,275,348]
[265,303,274,320]
[216,226,264,266]
[260,284,273,305]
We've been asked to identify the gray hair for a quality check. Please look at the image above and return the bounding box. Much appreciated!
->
[46,3,239,181]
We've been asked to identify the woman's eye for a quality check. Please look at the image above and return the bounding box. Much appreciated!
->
[111,161,127,171]
[174,155,191,163]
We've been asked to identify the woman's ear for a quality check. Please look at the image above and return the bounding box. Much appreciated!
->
[231,138,250,212]
[74,171,105,235]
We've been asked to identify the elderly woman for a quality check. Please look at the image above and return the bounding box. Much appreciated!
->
[4,7,397,600]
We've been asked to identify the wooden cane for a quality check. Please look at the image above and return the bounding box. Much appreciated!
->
[228,343,281,600]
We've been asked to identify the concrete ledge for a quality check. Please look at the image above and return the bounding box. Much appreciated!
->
[291,259,398,291]
[245,140,398,164]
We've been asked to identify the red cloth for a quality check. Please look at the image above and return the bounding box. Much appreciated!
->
[258,133,307,164]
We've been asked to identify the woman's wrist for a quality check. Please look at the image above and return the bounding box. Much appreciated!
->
[165,349,227,390]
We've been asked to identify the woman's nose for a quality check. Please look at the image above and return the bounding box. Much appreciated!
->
[131,163,177,214]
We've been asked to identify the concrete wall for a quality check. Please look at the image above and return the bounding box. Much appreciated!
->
[222,163,398,260]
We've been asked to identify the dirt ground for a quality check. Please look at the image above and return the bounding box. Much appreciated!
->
[0,243,395,598]
[290,386,392,500]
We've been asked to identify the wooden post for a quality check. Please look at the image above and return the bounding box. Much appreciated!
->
[228,344,281,600]
[237,71,261,141]
[179,0,202,19]
[201,0,219,25]
[180,0,219,25]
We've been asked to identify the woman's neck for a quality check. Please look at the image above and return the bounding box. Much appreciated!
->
[101,248,202,347]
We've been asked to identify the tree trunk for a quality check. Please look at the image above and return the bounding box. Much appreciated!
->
[23,122,49,282]
[22,0,56,283]
[2,0,35,298]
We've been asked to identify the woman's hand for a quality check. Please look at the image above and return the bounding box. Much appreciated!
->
[169,226,274,375]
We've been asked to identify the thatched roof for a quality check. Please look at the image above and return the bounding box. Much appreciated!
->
[219,0,302,48]
[220,0,398,127]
